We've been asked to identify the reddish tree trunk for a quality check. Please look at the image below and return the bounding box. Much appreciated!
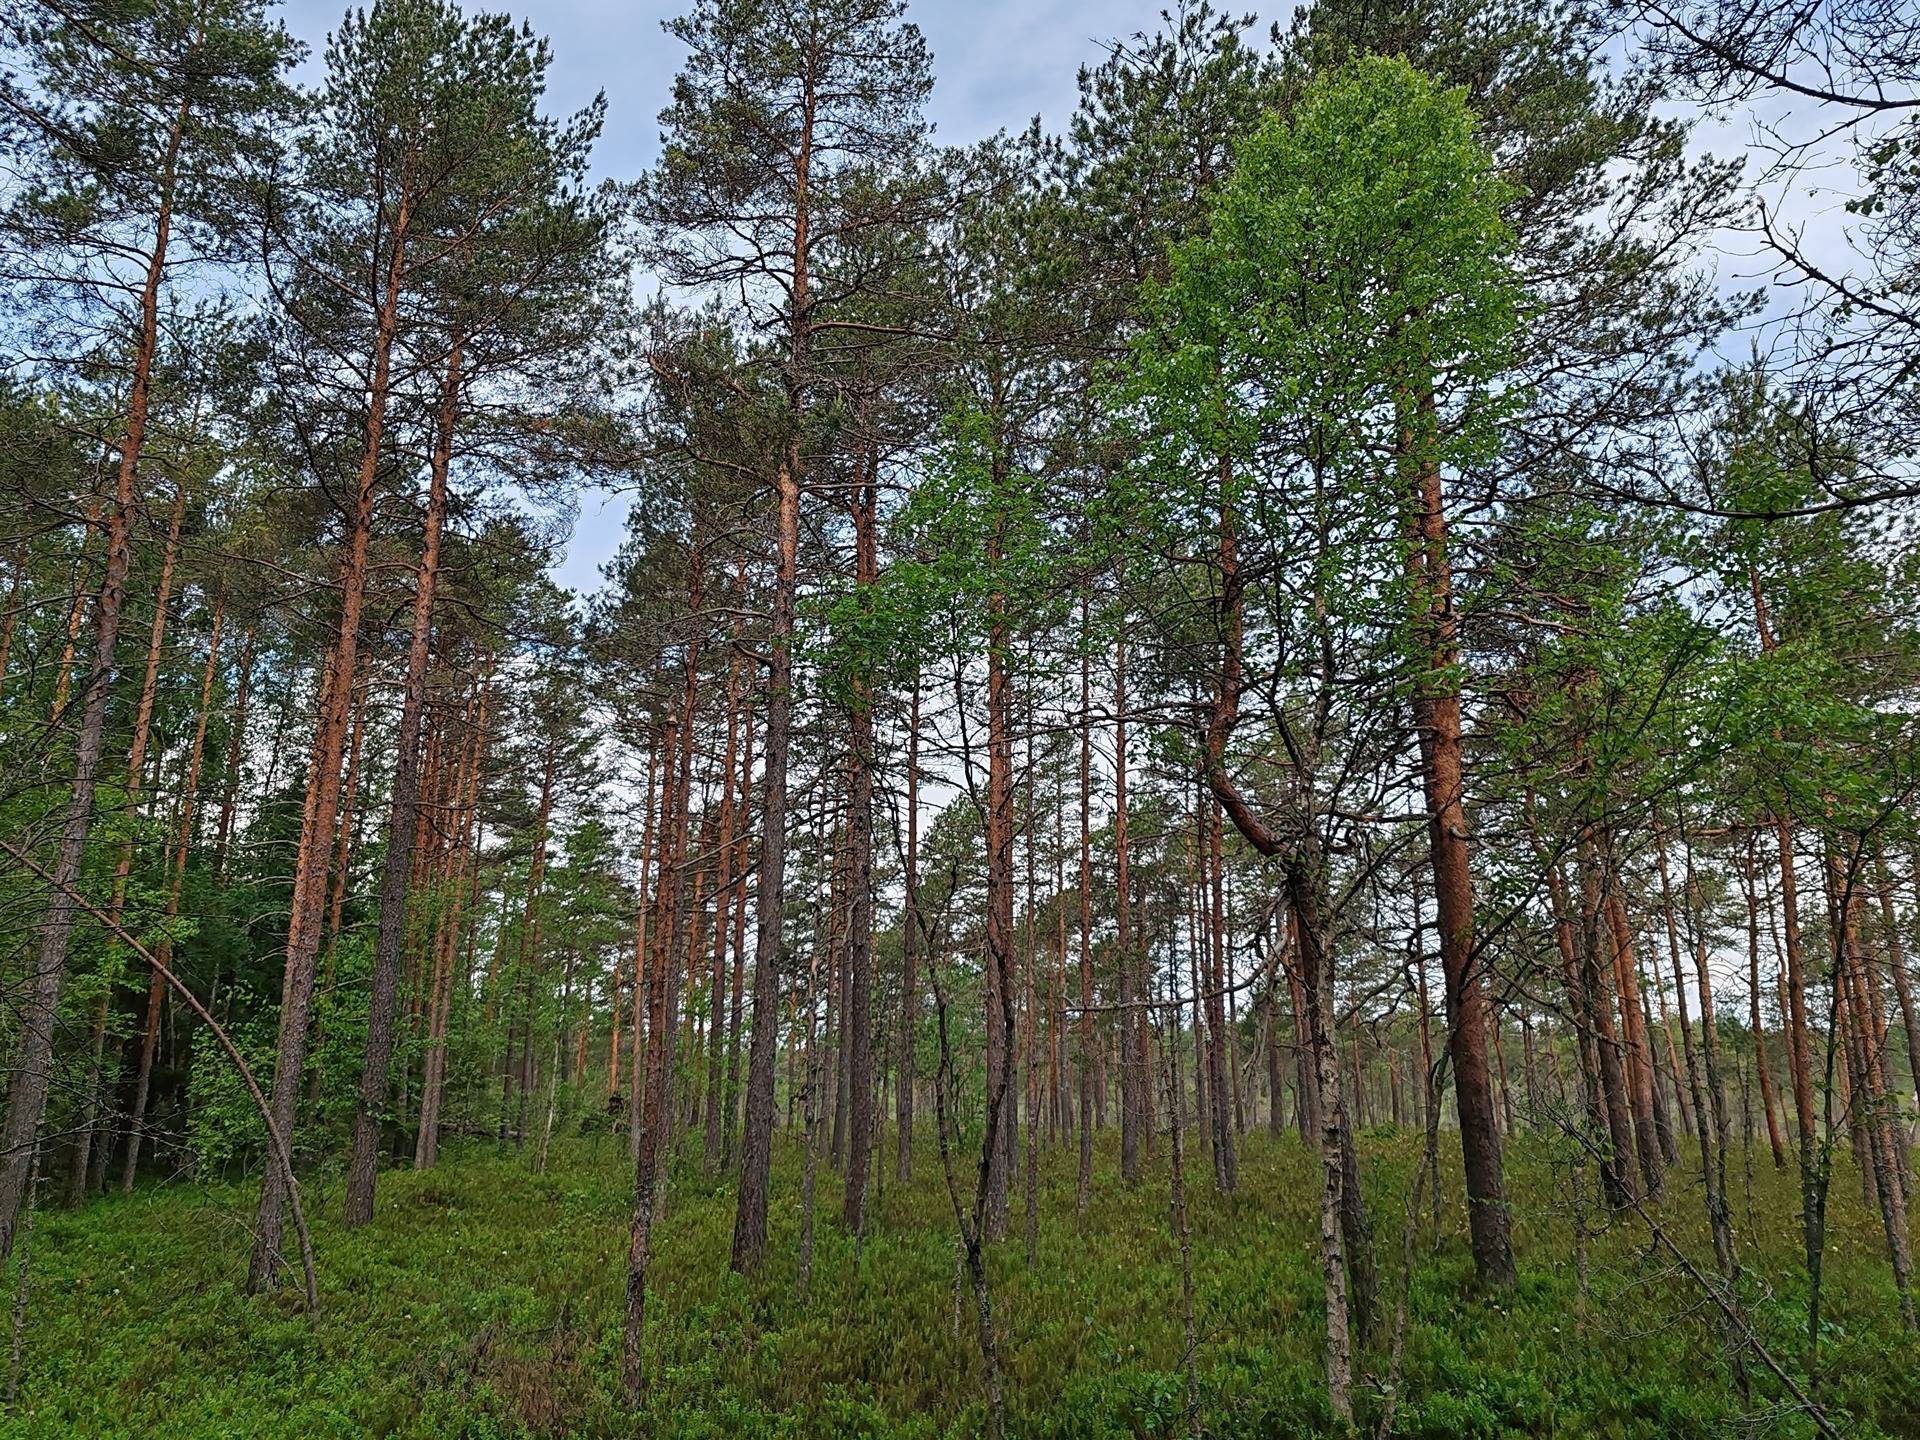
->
[249,185,415,1293]
[0,97,187,1254]
[704,572,746,1172]
[1403,433,1513,1288]
[416,663,490,1170]
[722,703,755,1169]
[70,471,190,1202]
[345,335,463,1226]
[1076,624,1096,1207]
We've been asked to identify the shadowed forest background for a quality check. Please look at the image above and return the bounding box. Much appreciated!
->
[0,0,1917,1435]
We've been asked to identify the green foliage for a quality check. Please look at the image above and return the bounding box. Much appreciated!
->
[7,1135,1913,1438]
[1128,54,1522,507]
[864,402,1080,685]
[183,989,276,1176]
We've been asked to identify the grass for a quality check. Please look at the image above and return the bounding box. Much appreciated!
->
[2,1125,1915,1438]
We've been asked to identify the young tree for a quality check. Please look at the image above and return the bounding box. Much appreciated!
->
[1131,56,1525,1321]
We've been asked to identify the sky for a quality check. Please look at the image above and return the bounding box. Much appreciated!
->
[267,0,1876,607]
[275,0,1207,596]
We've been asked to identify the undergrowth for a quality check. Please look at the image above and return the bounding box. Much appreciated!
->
[2,1129,1914,1438]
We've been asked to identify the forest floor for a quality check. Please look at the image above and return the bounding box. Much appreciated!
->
[2,1127,1915,1438]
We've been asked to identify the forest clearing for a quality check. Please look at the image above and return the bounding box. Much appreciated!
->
[0,0,1917,1434]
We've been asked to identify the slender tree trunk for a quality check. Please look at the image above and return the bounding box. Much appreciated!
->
[623,766,679,1403]
[704,571,746,1173]
[722,704,754,1169]
[1076,625,1096,1209]
[896,671,921,1184]
[1402,423,1513,1288]
[629,744,661,1160]
[730,57,816,1270]
[120,596,224,1189]
[1298,862,1353,1423]
[1875,851,1920,1119]
[70,471,189,1202]
[0,100,187,1254]
[1206,798,1236,1192]
[842,457,878,1233]
[654,560,706,1205]
[1737,841,1789,1170]
[1116,631,1141,1183]
[248,186,414,1292]
[417,665,490,1169]
[344,337,463,1224]
[1577,833,1637,1207]
[1604,880,1667,1201]
[209,620,256,879]
[323,661,371,955]
[506,741,558,1150]
[983,559,1015,1238]
[1833,849,1915,1326]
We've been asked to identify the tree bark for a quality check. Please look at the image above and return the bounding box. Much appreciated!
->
[896,670,921,1184]
[0,96,187,1256]
[1604,877,1667,1201]
[628,742,661,1160]
[983,551,1015,1238]
[71,470,189,1202]
[1576,833,1637,1207]
[248,182,414,1292]
[1739,840,1789,1169]
[1116,631,1141,1184]
[344,335,463,1225]
[842,453,878,1233]
[1205,798,1236,1192]
[416,663,490,1170]
[721,703,754,1168]
[1402,429,1513,1288]
[729,37,817,1268]
[1076,622,1096,1209]
[704,566,747,1172]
